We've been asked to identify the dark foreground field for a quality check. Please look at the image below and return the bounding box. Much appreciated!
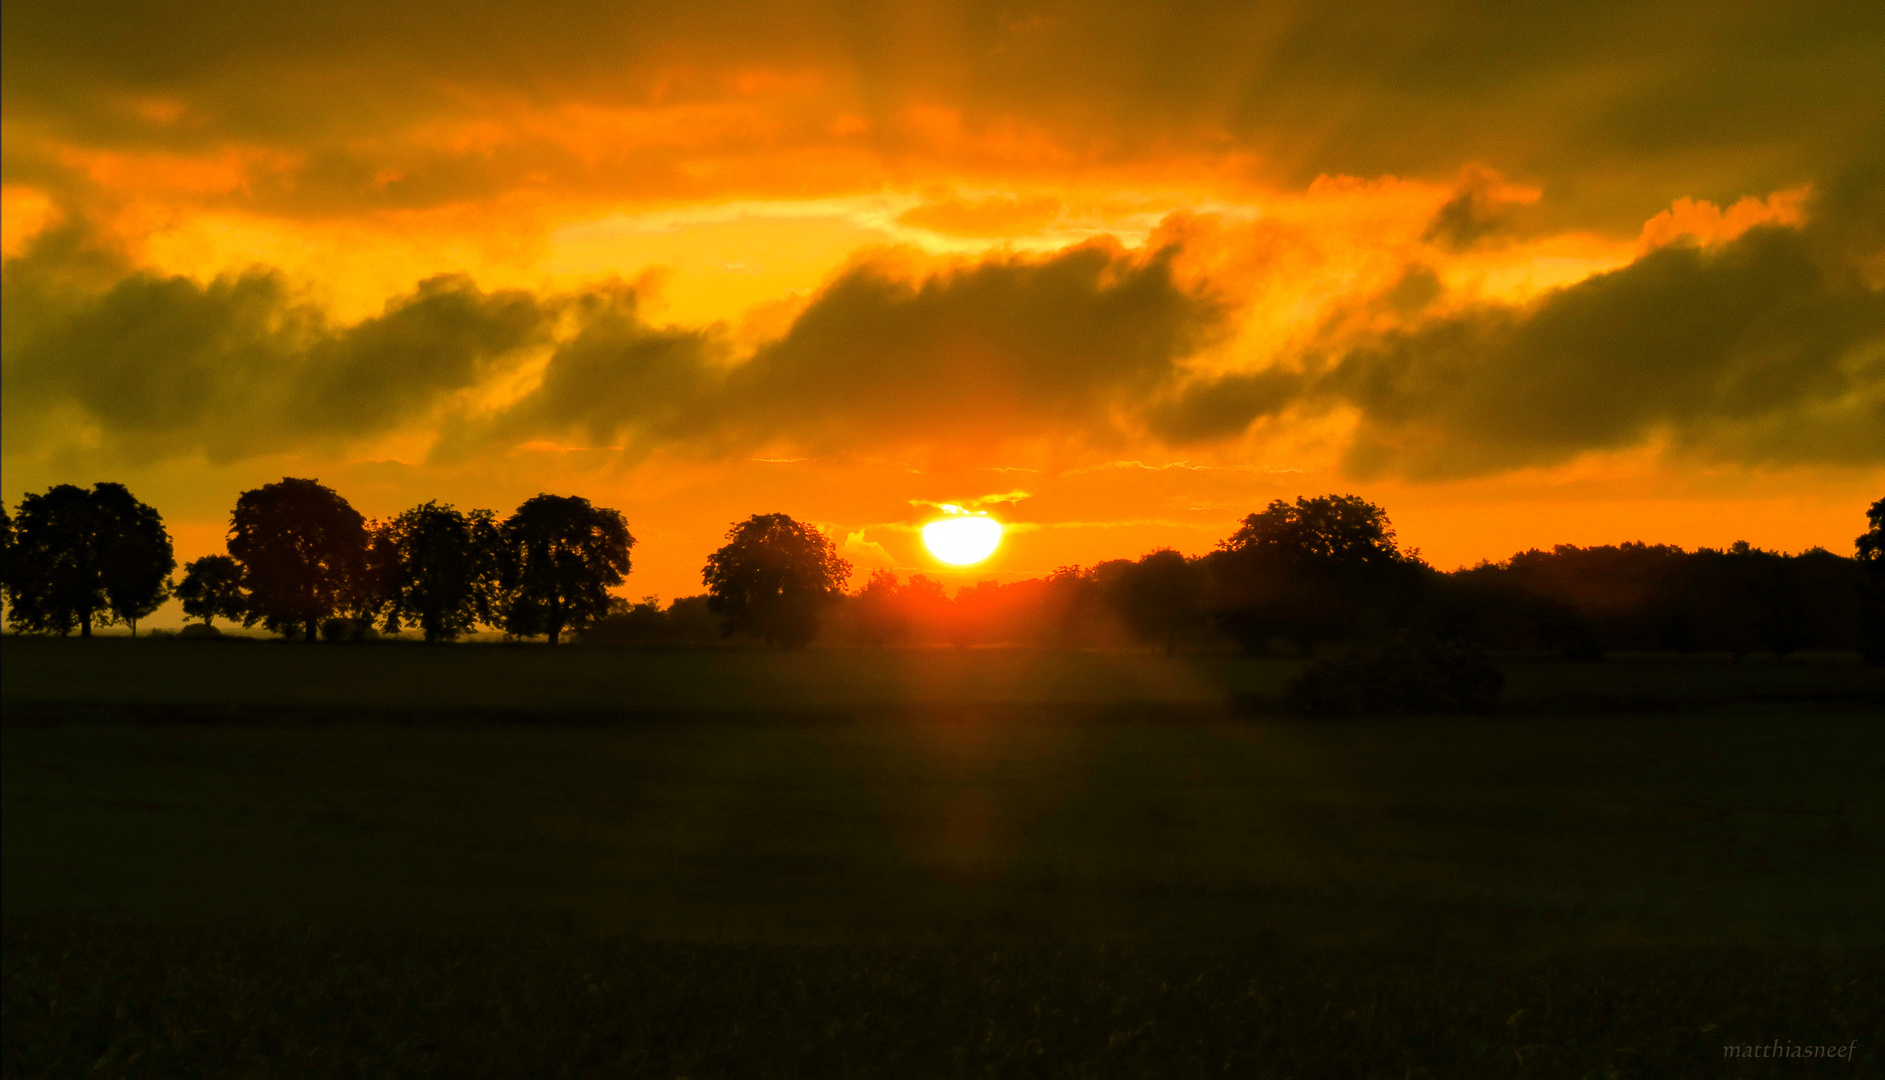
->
[4,638,1882,1077]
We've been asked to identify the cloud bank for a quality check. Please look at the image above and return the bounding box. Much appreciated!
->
[4,0,1879,233]
[7,177,1880,478]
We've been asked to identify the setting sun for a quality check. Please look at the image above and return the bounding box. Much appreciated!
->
[923,516,1003,565]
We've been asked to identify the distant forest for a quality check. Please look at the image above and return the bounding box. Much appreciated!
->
[4,478,1882,664]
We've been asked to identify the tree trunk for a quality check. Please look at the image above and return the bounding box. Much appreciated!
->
[306,617,318,642]
[130,618,139,638]
[81,612,92,638]
[548,621,561,646]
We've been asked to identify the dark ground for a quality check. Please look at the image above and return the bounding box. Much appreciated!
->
[4,637,1882,1077]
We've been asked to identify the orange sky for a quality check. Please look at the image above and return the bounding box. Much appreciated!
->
[3,0,1881,621]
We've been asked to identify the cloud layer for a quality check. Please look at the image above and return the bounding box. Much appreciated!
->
[5,0,1880,232]
[1161,178,1885,475]
[8,178,1881,478]
[2,227,549,461]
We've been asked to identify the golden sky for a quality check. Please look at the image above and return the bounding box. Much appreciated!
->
[4,0,1882,608]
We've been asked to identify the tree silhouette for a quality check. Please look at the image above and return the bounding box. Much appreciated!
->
[1,507,14,610]
[1108,548,1205,653]
[94,483,176,636]
[1210,494,1424,654]
[176,555,247,628]
[848,568,908,646]
[377,502,502,643]
[7,483,172,637]
[703,513,851,647]
[497,494,633,644]
[228,478,371,642]
[1859,498,1885,665]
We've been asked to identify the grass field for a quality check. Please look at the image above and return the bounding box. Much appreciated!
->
[4,637,1883,1076]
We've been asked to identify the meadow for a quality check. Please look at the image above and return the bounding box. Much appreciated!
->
[4,637,1882,1077]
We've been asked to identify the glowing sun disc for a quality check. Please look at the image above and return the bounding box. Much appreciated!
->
[923,516,1002,565]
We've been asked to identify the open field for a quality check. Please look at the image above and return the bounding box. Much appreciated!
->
[4,636,1879,720]
[4,638,1883,1076]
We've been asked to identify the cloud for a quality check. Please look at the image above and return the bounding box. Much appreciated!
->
[466,285,724,455]
[1160,178,1885,476]
[1421,169,1540,252]
[4,0,1878,227]
[6,226,1230,467]
[2,225,551,462]
[711,240,1226,450]
[8,181,1879,480]
[474,237,1229,458]
[897,193,1064,238]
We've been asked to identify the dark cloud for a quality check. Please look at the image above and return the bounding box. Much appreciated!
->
[1147,368,1308,445]
[1422,173,1530,252]
[4,0,1879,225]
[9,186,1879,477]
[715,242,1223,449]
[470,287,725,454]
[2,227,551,462]
[480,240,1228,457]
[1162,180,1885,475]
[6,229,1229,466]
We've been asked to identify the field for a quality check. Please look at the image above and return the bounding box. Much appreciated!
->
[4,637,1883,1077]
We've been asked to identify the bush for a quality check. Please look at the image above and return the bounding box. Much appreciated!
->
[176,624,221,640]
[1284,634,1505,717]
[319,618,380,643]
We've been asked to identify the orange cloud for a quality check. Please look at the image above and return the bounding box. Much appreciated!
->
[1638,187,1811,253]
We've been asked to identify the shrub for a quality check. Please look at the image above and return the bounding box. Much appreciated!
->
[319,617,380,643]
[1284,634,1504,717]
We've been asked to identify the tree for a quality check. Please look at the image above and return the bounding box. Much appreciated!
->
[848,568,909,646]
[6,483,172,637]
[703,513,851,647]
[1,506,14,614]
[1107,548,1206,653]
[497,494,633,645]
[1859,498,1885,665]
[1222,494,1405,564]
[94,483,176,636]
[377,502,501,643]
[1209,494,1425,654]
[227,478,372,642]
[176,555,247,628]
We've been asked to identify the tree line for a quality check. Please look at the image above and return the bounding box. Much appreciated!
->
[787,496,1884,663]
[3,479,1881,663]
[0,478,843,646]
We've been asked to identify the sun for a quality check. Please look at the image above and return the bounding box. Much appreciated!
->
[923,515,1002,565]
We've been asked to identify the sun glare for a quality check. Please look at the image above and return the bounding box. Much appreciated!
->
[923,515,1002,565]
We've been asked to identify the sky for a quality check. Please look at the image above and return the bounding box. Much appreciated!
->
[4,0,1882,616]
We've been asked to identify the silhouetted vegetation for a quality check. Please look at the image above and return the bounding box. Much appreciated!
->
[5,481,1880,667]
[817,496,1883,672]
[175,555,245,631]
[704,513,851,647]
[374,503,502,643]
[1282,633,1506,717]
[227,478,372,642]
[579,594,724,645]
[1208,494,1428,655]
[3,483,173,637]
[1442,540,1867,660]
[1859,498,1885,664]
[494,494,633,645]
